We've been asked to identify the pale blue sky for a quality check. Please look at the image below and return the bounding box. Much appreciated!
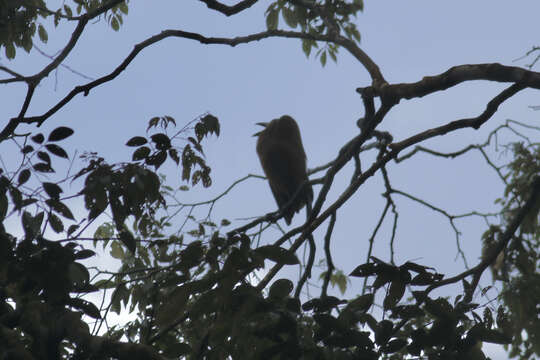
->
[2,1,540,358]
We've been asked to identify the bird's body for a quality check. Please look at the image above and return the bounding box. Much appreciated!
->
[255,115,313,225]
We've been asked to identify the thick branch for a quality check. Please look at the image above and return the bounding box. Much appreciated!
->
[373,63,538,101]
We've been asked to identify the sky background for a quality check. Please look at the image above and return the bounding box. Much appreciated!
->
[2,1,540,358]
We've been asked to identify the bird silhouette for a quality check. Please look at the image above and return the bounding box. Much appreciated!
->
[254,115,313,225]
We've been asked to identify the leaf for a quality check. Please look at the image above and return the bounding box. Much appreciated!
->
[126,136,147,147]
[37,151,51,164]
[383,280,406,310]
[320,51,327,67]
[132,146,150,161]
[33,162,54,173]
[119,229,136,253]
[48,213,64,233]
[5,42,16,59]
[255,245,299,265]
[48,126,74,141]
[118,2,129,14]
[150,133,171,150]
[266,8,279,30]
[38,24,48,43]
[111,16,120,31]
[21,145,34,154]
[31,133,45,144]
[282,7,298,28]
[110,241,125,259]
[168,148,179,164]
[345,293,374,313]
[63,5,73,17]
[18,169,31,185]
[67,224,79,236]
[46,199,75,220]
[68,262,90,287]
[0,192,7,220]
[68,298,101,319]
[350,263,377,277]
[269,279,294,300]
[75,249,96,260]
[302,39,312,57]
[45,144,69,158]
[43,182,62,199]
[201,114,220,137]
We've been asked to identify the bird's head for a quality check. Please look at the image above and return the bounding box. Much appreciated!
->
[253,115,300,138]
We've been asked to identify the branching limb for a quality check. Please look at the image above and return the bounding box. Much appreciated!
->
[420,176,540,301]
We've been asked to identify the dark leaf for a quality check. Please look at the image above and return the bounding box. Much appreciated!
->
[350,263,377,277]
[119,229,136,253]
[31,133,44,144]
[201,114,220,137]
[68,298,101,319]
[132,146,150,161]
[383,280,406,310]
[150,133,171,150]
[48,126,74,141]
[21,145,34,154]
[33,162,54,173]
[46,199,75,220]
[168,148,179,164]
[255,245,299,265]
[37,151,51,164]
[45,144,68,158]
[75,249,96,260]
[43,182,63,199]
[269,279,294,300]
[67,224,80,236]
[18,169,31,185]
[126,136,147,147]
[69,262,90,287]
[345,293,374,313]
[48,213,64,233]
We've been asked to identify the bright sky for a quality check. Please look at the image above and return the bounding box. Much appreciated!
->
[2,1,540,358]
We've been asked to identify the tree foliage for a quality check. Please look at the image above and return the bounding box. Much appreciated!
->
[0,1,539,359]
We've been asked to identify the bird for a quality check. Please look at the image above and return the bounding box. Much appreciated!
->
[254,115,313,225]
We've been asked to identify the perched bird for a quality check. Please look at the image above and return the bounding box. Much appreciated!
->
[254,115,313,225]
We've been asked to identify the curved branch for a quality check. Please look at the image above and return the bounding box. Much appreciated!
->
[15,29,339,127]
[377,63,537,101]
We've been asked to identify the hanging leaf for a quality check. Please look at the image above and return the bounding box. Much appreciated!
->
[18,169,31,185]
[45,144,69,158]
[42,182,62,199]
[37,151,51,164]
[48,126,74,142]
[126,136,147,147]
[31,133,45,144]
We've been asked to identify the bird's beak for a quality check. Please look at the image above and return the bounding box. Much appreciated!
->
[253,122,268,137]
